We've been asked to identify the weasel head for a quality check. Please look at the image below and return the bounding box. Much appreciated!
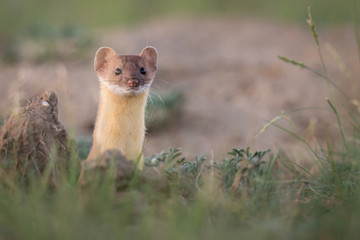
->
[94,46,157,96]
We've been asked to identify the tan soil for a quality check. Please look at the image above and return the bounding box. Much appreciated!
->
[0,18,359,160]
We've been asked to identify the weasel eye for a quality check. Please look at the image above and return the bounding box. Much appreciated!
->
[140,67,146,75]
[115,68,122,75]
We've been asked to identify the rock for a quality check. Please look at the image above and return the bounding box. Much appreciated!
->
[80,149,136,190]
[81,150,169,192]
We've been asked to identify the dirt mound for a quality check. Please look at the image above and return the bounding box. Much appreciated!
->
[0,91,71,179]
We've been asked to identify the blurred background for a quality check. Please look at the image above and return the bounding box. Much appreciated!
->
[0,0,359,159]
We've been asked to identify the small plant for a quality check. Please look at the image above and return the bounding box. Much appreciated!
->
[214,148,270,192]
[76,135,93,160]
[145,147,271,198]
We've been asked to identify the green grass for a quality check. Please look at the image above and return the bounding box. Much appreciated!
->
[1,3,360,240]
[0,0,355,42]
[0,0,355,63]
[1,24,93,64]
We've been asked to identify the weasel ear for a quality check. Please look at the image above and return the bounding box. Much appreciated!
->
[94,47,117,73]
[140,46,157,70]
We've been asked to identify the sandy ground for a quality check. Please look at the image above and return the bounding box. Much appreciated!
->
[0,18,359,159]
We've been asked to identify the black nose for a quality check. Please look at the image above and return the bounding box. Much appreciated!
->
[128,79,139,88]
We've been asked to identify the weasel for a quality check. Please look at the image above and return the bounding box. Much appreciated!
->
[87,46,158,168]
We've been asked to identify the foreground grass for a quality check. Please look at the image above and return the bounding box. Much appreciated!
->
[1,140,360,239]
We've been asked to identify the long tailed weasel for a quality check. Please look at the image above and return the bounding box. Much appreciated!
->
[87,46,158,168]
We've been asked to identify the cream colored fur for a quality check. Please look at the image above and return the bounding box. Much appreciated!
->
[87,83,148,167]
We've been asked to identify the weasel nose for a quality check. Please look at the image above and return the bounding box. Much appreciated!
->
[128,79,139,88]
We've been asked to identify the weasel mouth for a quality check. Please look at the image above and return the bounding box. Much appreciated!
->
[127,84,150,94]
[128,79,140,88]
[128,86,140,91]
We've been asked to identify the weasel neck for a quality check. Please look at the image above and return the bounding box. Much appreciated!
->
[88,83,149,164]
[99,84,149,119]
